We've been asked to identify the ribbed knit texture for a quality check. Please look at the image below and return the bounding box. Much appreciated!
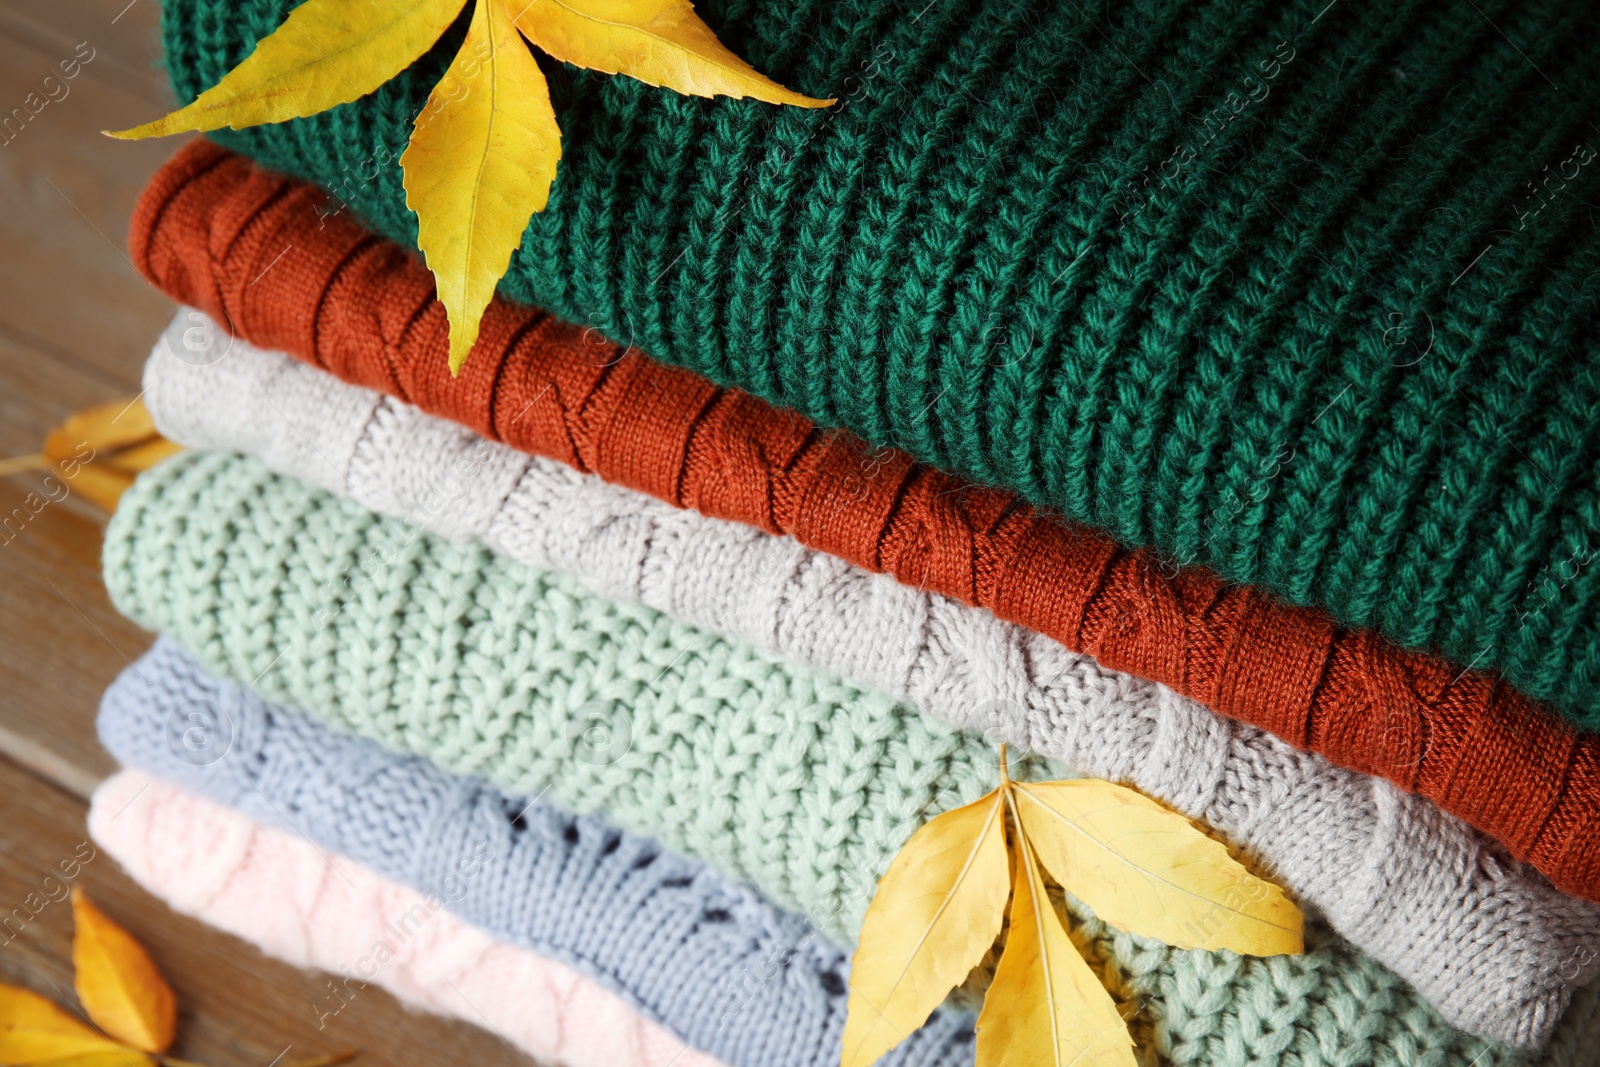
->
[139,311,1600,1048]
[94,645,982,1067]
[100,642,1600,1067]
[160,0,1600,726]
[90,770,733,1067]
[106,450,1064,948]
[128,142,1600,905]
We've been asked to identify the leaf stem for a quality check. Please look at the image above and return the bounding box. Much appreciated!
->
[998,743,1010,787]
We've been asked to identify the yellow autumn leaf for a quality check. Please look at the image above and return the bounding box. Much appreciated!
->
[0,984,129,1064]
[840,789,1010,1067]
[512,0,833,107]
[102,438,185,476]
[71,890,177,1054]
[1,399,180,511]
[41,398,156,467]
[402,0,564,373]
[107,0,827,372]
[27,1054,156,1067]
[108,0,469,138]
[64,465,138,513]
[975,831,1135,1067]
[1012,780,1304,956]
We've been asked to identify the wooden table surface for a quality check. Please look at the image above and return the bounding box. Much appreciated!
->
[0,3,535,1063]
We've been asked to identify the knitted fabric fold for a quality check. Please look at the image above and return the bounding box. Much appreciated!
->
[99,640,1600,1067]
[140,311,1600,1048]
[129,140,1600,906]
[88,770,734,1067]
[159,0,1600,728]
[107,451,1051,949]
[96,643,977,1067]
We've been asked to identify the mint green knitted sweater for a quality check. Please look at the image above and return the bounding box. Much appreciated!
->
[163,0,1600,725]
[107,451,1037,944]
[105,452,1576,1066]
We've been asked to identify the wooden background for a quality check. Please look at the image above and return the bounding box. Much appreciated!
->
[0,3,532,1063]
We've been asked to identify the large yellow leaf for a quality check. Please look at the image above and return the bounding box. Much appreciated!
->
[840,789,1010,1067]
[71,890,177,1054]
[1012,780,1303,956]
[975,831,1135,1067]
[108,0,468,138]
[27,1054,156,1067]
[511,0,832,107]
[402,0,564,373]
[0,984,133,1064]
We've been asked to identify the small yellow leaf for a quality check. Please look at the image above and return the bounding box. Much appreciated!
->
[42,398,156,466]
[107,0,468,138]
[281,1053,358,1067]
[1,399,178,511]
[63,464,137,513]
[975,828,1135,1067]
[841,789,1010,1067]
[0,455,45,479]
[71,890,177,1054]
[27,1053,156,1067]
[0,984,126,1064]
[403,0,564,374]
[102,438,185,475]
[513,0,833,107]
[1012,780,1304,956]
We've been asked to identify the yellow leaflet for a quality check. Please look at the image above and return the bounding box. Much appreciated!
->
[840,789,1009,1067]
[402,0,564,373]
[513,0,833,107]
[975,827,1134,1067]
[108,0,468,138]
[103,438,185,475]
[71,890,178,1054]
[1012,779,1303,956]
[23,1053,156,1067]
[42,397,156,466]
[66,465,138,513]
[280,1053,358,1067]
[0,984,130,1063]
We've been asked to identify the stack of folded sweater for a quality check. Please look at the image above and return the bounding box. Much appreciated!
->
[92,1,1600,1064]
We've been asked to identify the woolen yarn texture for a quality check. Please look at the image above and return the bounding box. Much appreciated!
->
[160,0,1600,725]
[95,643,979,1067]
[130,141,1600,906]
[99,641,1600,1067]
[140,311,1600,1048]
[89,770,735,1067]
[105,450,1058,950]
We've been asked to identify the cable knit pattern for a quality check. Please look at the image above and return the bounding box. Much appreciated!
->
[158,0,1600,728]
[127,142,1600,907]
[98,642,1600,1067]
[140,312,1600,1048]
[89,770,734,1067]
[105,450,1063,948]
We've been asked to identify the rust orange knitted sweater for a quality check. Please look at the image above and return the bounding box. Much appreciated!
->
[130,139,1600,903]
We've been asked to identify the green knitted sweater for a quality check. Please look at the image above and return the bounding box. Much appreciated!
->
[107,451,1574,1067]
[106,451,1046,945]
[162,0,1600,725]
